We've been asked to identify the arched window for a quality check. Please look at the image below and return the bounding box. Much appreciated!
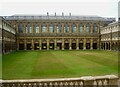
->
[93,24,98,33]
[18,23,23,33]
[34,23,39,33]
[49,24,54,33]
[64,24,69,33]
[57,23,62,33]
[42,24,46,33]
[86,23,90,33]
[79,23,84,32]
[72,24,76,33]
[26,23,32,33]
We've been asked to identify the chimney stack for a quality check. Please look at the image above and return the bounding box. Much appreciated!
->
[55,12,56,16]
[62,12,64,16]
[47,12,49,16]
[69,12,71,17]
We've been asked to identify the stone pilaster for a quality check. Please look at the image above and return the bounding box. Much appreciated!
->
[83,38,86,50]
[90,23,93,33]
[24,39,26,50]
[69,39,72,50]
[39,39,41,50]
[54,39,57,50]
[69,24,72,33]
[62,38,64,50]
[76,38,79,50]
[31,39,34,50]
[47,39,49,50]
[97,39,100,50]
[62,23,64,33]
[90,38,93,50]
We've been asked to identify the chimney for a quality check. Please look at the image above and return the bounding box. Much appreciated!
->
[69,12,71,17]
[47,12,49,16]
[55,12,56,16]
[62,12,64,16]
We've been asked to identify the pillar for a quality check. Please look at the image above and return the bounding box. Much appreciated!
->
[39,39,41,50]
[24,23,26,33]
[84,23,86,33]
[47,39,49,50]
[97,39,100,50]
[62,23,64,33]
[105,42,106,50]
[16,23,18,33]
[90,23,93,33]
[17,40,19,51]
[62,38,64,50]
[76,38,79,50]
[54,39,57,50]
[47,23,49,33]
[83,38,86,50]
[69,23,72,33]
[69,39,72,50]
[76,23,79,34]
[31,39,34,50]
[24,39,26,50]
[90,38,93,50]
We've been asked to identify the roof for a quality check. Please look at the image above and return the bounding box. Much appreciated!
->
[2,15,116,22]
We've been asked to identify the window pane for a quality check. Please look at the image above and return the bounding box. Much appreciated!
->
[86,24,90,33]
[34,24,39,33]
[57,24,62,33]
[27,23,32,33]
[79,24,84,32]
[93,24,98,33]
[49,24,54,33]
[64,24,69,33]
[18,23,23,33]
[42,24,46,32]
[72,24,76,33]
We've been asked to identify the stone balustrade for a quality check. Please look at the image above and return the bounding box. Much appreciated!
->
[1,75,119,87]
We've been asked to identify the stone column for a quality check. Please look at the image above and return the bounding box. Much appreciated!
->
[76,38,79,50]
[97,39,100,50]
[69,39,72,50]
[62,23,64,33]
[84,23,86,33]
[17,40,19,50]
[47,39,49,50]
[83,38,86,50]
[39,39,41,50]
[105,42,106,50]
[90,23,93,33]
[76,23,79,34]
[31,39,34,50]
[24,23,26,33]
[39,23,41,33]
[54,39,57,50]
[90,38,93,50]
[47,23,49,33]
[54,23,57,33]
[69,23,72,33]
[32,23,34,33]
[110,42,112,50]
[24,39,26,50]
[16,23,18,33]
[62,38,64,50]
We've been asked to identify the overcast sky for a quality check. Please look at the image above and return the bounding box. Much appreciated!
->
[0,0,119,20]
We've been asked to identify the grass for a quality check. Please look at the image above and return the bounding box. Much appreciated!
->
[2,50,118,80]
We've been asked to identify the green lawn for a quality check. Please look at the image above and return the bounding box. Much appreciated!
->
[3,50,118,80]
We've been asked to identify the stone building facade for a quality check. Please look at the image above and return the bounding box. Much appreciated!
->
[101,22,120,51]
[0,17,16,54]
[1,14,119,54]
